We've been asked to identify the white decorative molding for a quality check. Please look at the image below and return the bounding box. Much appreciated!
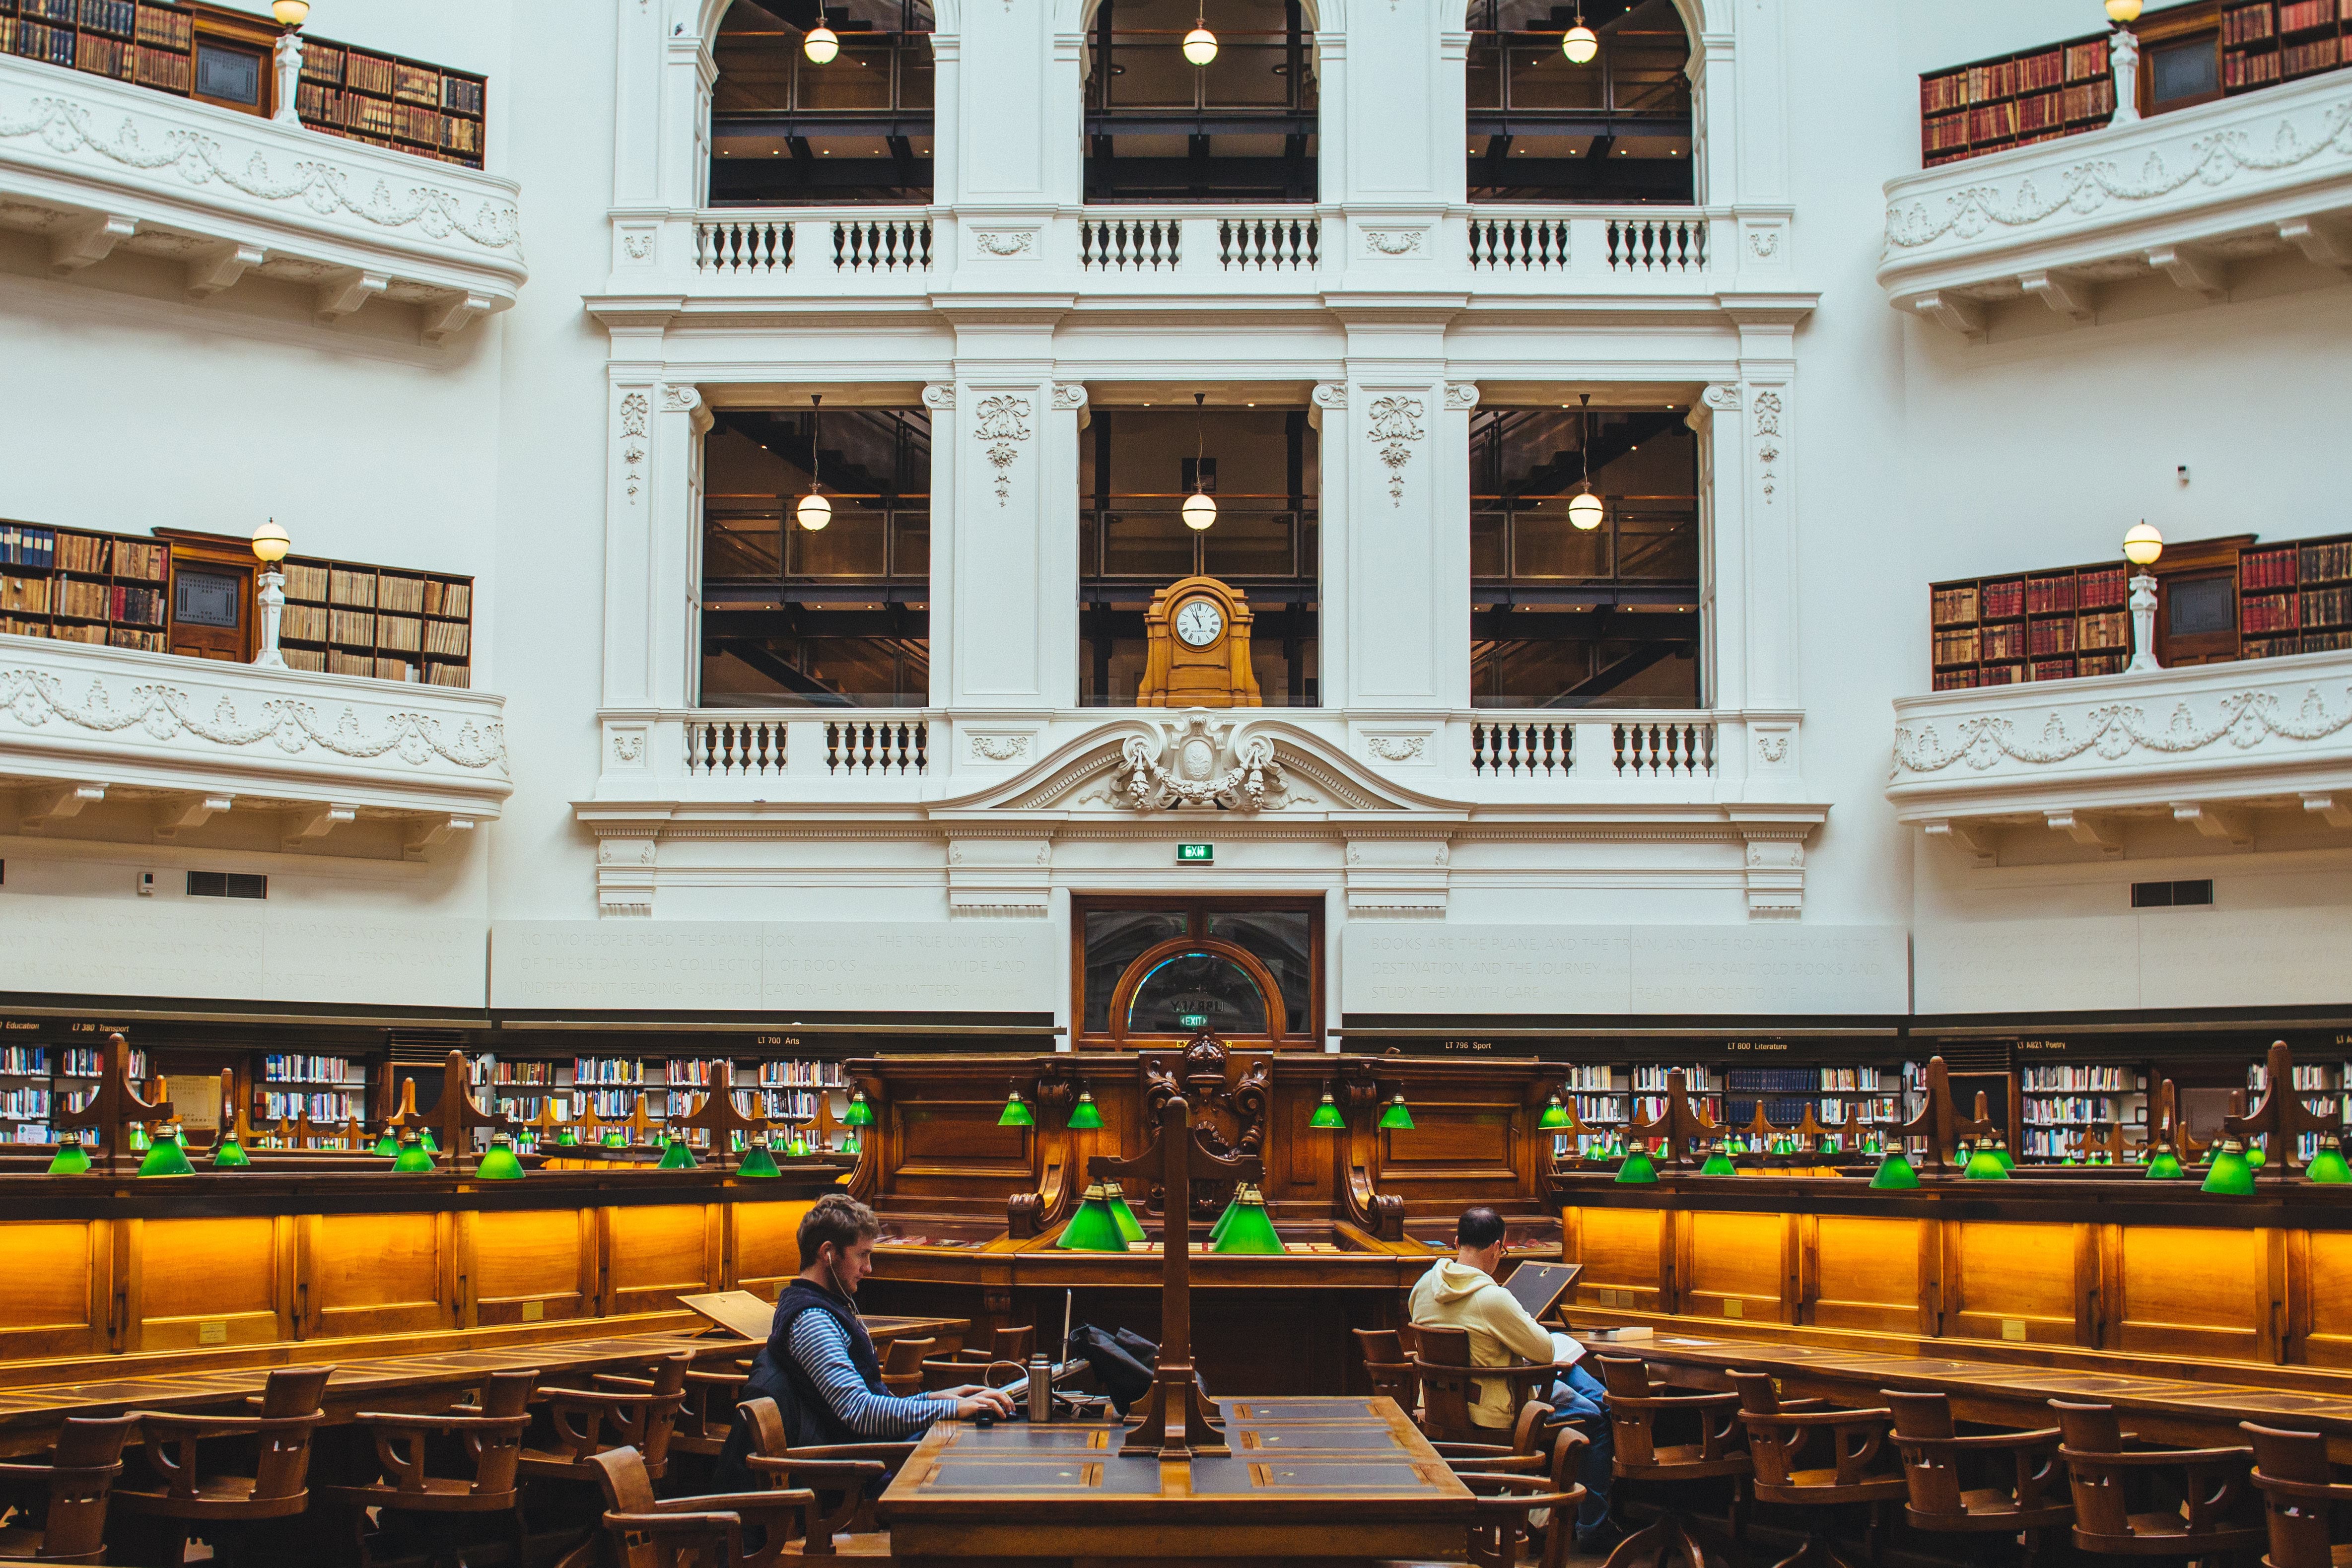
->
[1361,226,1425,256]
[970,228,1036,256]
[620,225,655,262]
[1111,712,1307,813]
[1366,735,1427,763]
[1052,383,1089,411]
[619,390,650,500]
[923,383,957,410]
[1888,654,2352,856]
[968,733,1033,762]
[971,392,1033,506]
[0,638,512,841]
[1879,72,2352,334]
[1741,836,1806,919]
[1444,383,1480,411]
[1365,394,1427,505]
[1748,230,1781,259]
[1702,383,1742,411]
[660,384,702,413]
[1313,382,1347,410]
[0,55,525,333]
[1752,389,1783,503]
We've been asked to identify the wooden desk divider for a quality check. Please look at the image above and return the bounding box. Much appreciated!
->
[523,1092,578,1146]
[1007,1061,1088,1238]
[1332,1055,1406,1238]
[2078,1118,2133,1164]
[1890,1056,1996,1173]
[2148,1079,2210,1161]
[429,1050,511,1175]
[1626,1067,1720,1169]
[668,1062,768,1171]
[2227,1039,2344,1183]
[1089,1092,1260,1459]
[51,1031,172,1176]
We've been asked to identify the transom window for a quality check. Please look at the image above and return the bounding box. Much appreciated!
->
[1077,899,1321,1048]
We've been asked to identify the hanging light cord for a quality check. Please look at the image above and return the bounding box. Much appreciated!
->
[1194,392,1206,495]
[810,394,822,498]
[1580,392,1591,492]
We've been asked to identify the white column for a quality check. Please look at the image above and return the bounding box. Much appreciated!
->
[649,384,712,709]
[1312,384,1351,710]
[1329,365,1463,714]
[1687,385,1745,713]
[934,363,1071,713]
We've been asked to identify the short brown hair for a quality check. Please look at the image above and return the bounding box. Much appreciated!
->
[799,1192,881,1263]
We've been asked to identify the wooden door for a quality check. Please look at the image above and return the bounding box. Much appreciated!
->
[166,547,254,662]
[2158,569,2240,666]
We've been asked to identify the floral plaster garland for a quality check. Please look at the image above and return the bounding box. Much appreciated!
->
[1892,684,2352,776]
[0,667,510,773]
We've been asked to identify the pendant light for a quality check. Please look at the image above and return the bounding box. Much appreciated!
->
[1183,393,1217,531]
[138,1123,197,1178]
[1058,1182,1129,1251]
[476,1132,527,1181]
[797,394,832,532]
[2106,0,2142,21]
[1378,1091,1414,1131]
[998,1090,1035,1128]
[1538,1094,1571,1131]
[2144,1140,2184,1180]
[1310,1087,1345,1130]
[1067,1090,1105,1130]
[1213,1184,1286,1254]
[2307,1134,2352,1184]
[739,1131,782,1178]
[1568,393,1604,532]
[1868,1146,1919,1189]
[1614,1141,1659,1184]
[2203,1137,2255,1195]
[392,1130,436,1174]
[1182,13,1218,65]
[1699,1140,1736,1176]
[804,9,840,64]
[842,1090,874,1128]
[46,1136,91,1176]
[1562,0,1597,64]
[212,1131,252,1169]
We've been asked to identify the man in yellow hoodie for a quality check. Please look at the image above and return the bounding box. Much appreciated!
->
[1408,1205,1616,1551]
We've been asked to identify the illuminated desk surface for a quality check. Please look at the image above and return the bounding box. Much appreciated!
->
[878,1395,1473,1567]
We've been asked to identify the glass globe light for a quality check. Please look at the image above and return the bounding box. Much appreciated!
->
[2106,0,2142,21]
[1182,491,1217,531]
[797,491,832,532]
[1568,487,1604,532]
[1182,25,1218,65]
[271,0,309,25]
[252,520,291,563]
[804,24,840,64]
[2122,520,2163,567]
[1562,23,1598,64]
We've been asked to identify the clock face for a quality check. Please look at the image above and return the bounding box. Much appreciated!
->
[1174,599,1224,648]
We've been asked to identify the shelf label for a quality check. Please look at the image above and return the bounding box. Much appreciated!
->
[1176,843,1214,864]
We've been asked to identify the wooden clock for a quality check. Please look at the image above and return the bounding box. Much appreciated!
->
[1138,575,1261,708]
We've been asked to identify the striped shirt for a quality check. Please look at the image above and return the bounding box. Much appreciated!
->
[787,1309,957,1439]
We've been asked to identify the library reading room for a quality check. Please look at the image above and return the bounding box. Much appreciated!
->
[5,0,2352,1565]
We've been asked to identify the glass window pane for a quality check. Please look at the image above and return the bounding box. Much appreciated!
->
[1084,911,1187,1033]
[2149,37,2217,104]
[798,39,898,110]
[1613,511,1696,580]
[1103,511,1196,578]
[1513,501,1612,579]
[1201,511,1295,578]
[890,509,930,578]
[1471,511,1507,579]
[1202,40,1291,106]
[898,45,935,109]
[1204,913,1311,1034]
[788,507,888,577]
[1125,951,1267,1037]
[1466,41,1503,110]
[707,512,783,579]
[1507,45,1604,110]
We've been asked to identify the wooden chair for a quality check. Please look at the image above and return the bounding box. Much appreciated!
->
[2245,1422,2352,1568]
[917,1358,1022,1393]
[1428,1401,1564,1479]
[736,1397,908,1555]
[1883,1390,2071,1566]
[986,1326,1033,1364]
[587,1445,818,1568]
[2052,1399,2264,1561]
[519,1351,692,1484]
[1409,1323,1579,1447]
[323,1370,537,1568]
[674,1370,750,1466]
[1353,1328,1421,1416]
[1592,1354,1751,1568]
[1730,1371,1905,1568]
[114,1365,333,1567]
[1380,1426,1591,1568]
[0,1414,141,1565]
[877,1339,933,1398]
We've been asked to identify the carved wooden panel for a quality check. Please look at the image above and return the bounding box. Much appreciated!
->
[2297,1230,2352,1368]
[1806,1215,1925,1334]
[1569,1206,1667,1311]
[1682,1211,1786,1323]
[310,1212,446,1338]
[1377,1103,1521,1200]
[735,1198,814,1298]
[607,1204,718,1315]
[138,1216,283,1350]
[1945,1221,2081,1346]
[2116,1224,2265,1361]
[470,1209,593,1326]
[893,1103,1035,1190]
[0,1221,103,1361]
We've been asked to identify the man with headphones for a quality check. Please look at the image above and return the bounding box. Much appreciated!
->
[718,1193,1013,1481]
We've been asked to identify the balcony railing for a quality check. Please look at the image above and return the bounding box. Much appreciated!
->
[1880,68,2352,337]
[1468,714,1717,781]
[692,210,932,276]
[1887,649,2352,859]
[0,635,509,848]
[684,714,929,779]
[0,53,524,341]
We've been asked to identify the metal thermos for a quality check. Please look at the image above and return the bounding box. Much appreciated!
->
[1028,1351,1053,1423]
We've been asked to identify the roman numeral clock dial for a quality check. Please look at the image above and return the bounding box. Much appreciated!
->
[1175,599,1224,647]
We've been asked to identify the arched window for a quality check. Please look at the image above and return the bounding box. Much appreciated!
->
[1083,0,1318,203]
[710,0,935,205]
[1465,0,1692,204]
[1078,900,1320,1047]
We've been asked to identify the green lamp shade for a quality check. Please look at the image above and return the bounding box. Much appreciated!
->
[604,1130,627,1147]
[842,1092,875,1129]
[2204,1140,2256,1196]
[1378,1093,1414,1131]
[46,1139,91,1175]
[2309,1137,2352,1185]
[1605,1134,1625,1159]
[418,1127,439,1154]
[659,1138,698,1170]
[998,1092,1035,1128]
[1539,1095,1571,1131]
[786,1132,810,1156]
[557,1128,580,1147]
[1615,1146,1659,1184]
[1991,1140,2015,1172]
[1058,1183,1128,1252]
[372,1129,399,1157]
[1209,1188,1239,1244]
[211,1135,251,1170]
[476,1136,526,1181]
[839,1133,860,1155]
[2246,1142,2268,1169]
[129,1124,152,1153]
[739,1140,782,1178]
[1961,1143,2009,1180]
[1067,1092,1105,1131]
[1310,1092,1345,1130]
[392,1133,436,1174]
[1213,1187,1286,1254]
[2145,1146,2185,1180]
[1106,1183,1146,1243]
[1868,1151,1920,1190]
[138,1129,195,1178]
[1699,1143,1737,1176]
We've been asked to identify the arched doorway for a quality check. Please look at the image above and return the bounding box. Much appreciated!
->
[1077,898,1321,1048]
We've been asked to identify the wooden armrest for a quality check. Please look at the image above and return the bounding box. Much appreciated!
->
[539,1386,660,1408]
[0,1461,120,1480]
[603,1510,745,1561]
[1742,1407,1893,1429]
[592,1374,656,1391]
[1608,1390,1740,1411]
[2252,1474,2352,1504]
[651,1492,814,1516]
[1438,1452,1548,1473]
[353,1412,531,1433]
[129,1411,318,1437]
[684,1371,746,1389]
[783,1441,920,1462]
[2060,1444,2252,1469]
[744,1456,888,1488]
[1895,1427,2060,1452]
[1429,1442,1514,1456]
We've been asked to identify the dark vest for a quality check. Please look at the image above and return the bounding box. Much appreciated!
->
[716,1278,886,1483]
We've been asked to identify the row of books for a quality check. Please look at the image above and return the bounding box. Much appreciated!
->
[0,1089,52,1120]
[0,1048,48,1076]
[1561,1065,1615,1089]
[2023,1065,2138,1091]
[10,621,168,651]
[62,1047,145,1077]
[282,566,472,620]
[258,1091,356,1121]
[2279,0,2352,32]
[1818,1096,1903,1122]
[292,84,483,153]
[469,1058,557,1085]
[2227,47,2287,87]
[3,18,74,64]
[758,1061,848,1087]
[1725,1067,1884,1093]
[56,580,163,625]
[2282,35,2344,72]
[2251,1062,2349,1089]
[259,1054,353,1083]
[1631,1065,1714,1091]
[133,2,189,49]
[2021,1097,2118,1125]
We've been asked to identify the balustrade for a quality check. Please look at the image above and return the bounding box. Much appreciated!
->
[685,717,788,778]
[1466,215,1571,271]
[826,718,927,777]
[1469,714,1718,781]
[1080,216,1182,271]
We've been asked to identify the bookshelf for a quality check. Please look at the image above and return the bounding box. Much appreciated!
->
[2,522,477,689]
[0,1046,51,1145]
[2018,1063,2147,1161]
[1919,30,2115,167]
[2237,535,2352,658]
[1930,561,2134,690]
[0,0,486,170]
[2224,0,2352,93]
[2249,1057,2352,1161]
[255,1051,365,1125]
[1723,1067,1901,1136]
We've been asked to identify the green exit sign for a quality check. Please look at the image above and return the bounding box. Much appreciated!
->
[1176,843,1214,864]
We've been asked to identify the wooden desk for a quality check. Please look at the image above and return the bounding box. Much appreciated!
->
[878,1395,1473,1567]
[1607,1330,2352,1460]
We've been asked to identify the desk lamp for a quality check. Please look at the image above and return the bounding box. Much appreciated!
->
[392,1130,435,1173]
[46,1136,91,1175]
[1212,1184,1285,1254]
[738,1131,781,1178]
[1058,1182,1128,1252]
[2144,1141,2184,1180]
[138,1122,195,1177]
[2307,1135,2352,1184]
[2203,1138,2256,1195]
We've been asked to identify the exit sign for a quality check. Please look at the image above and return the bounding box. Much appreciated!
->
[1177,843,1214,864]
